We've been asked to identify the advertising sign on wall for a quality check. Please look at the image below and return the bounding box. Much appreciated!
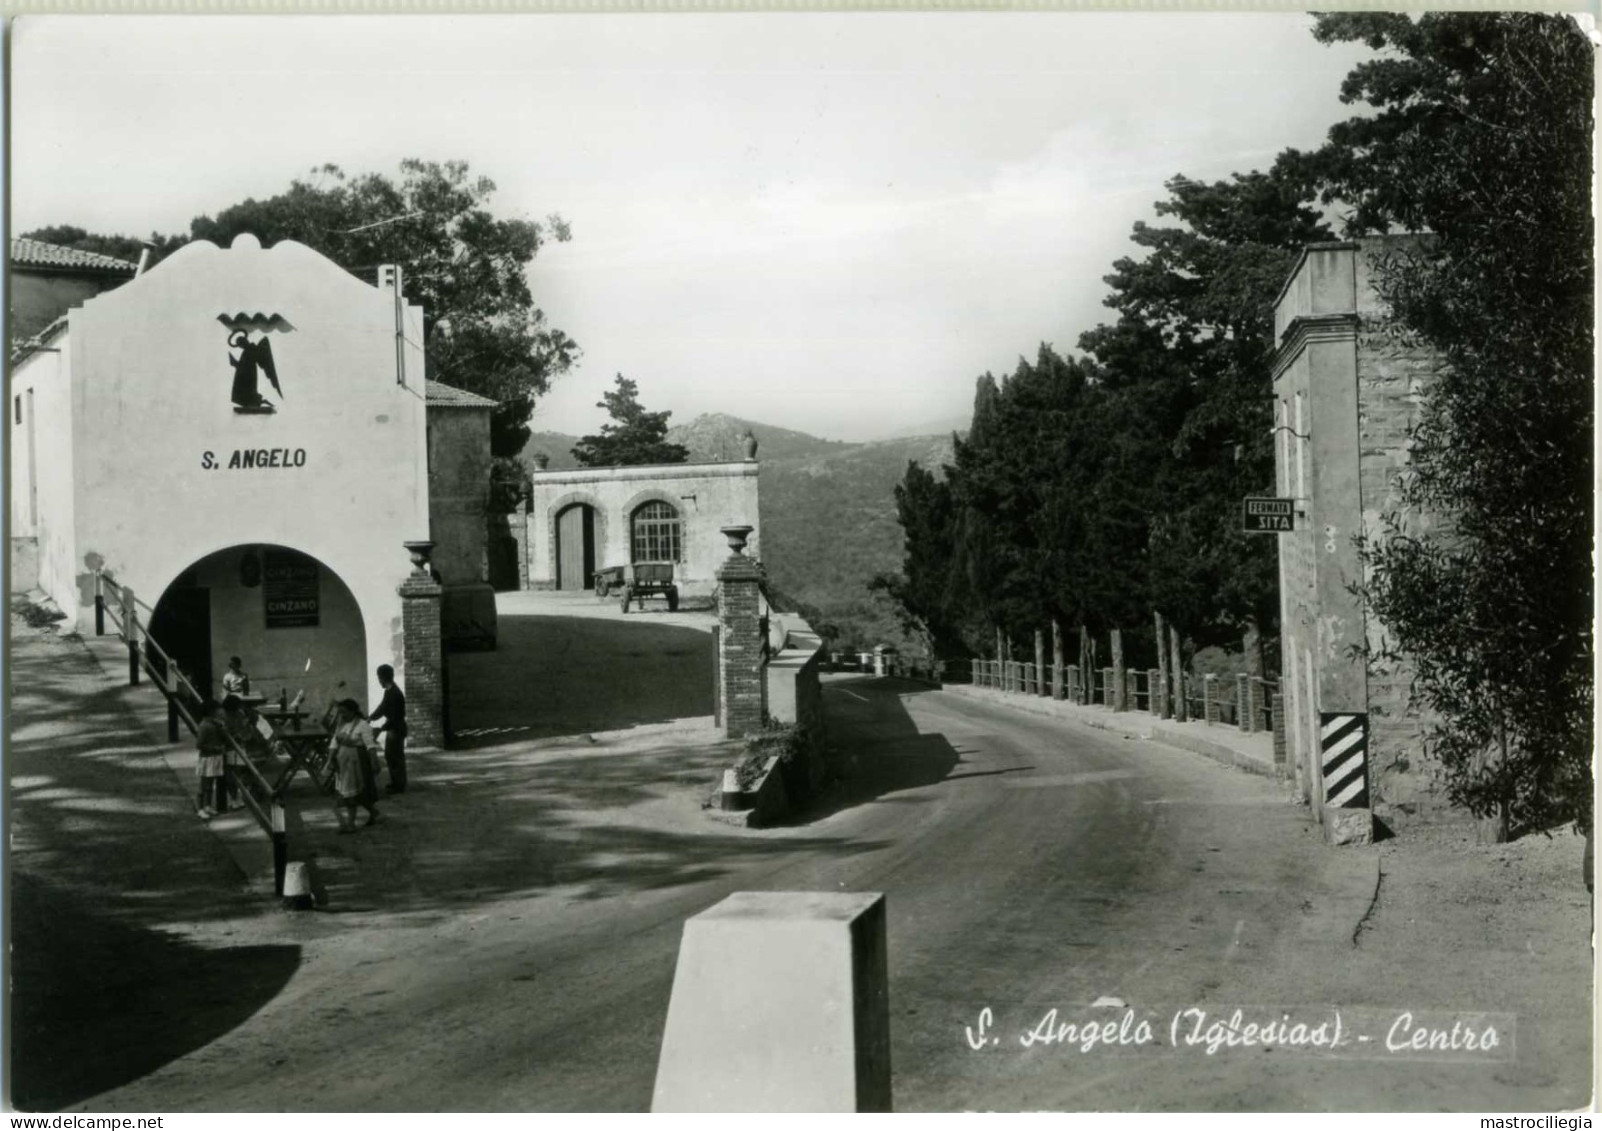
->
[263,549,320,628]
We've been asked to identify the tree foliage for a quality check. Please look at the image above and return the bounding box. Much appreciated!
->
[571,375,690,467]
[884,164,1326,666]
[1304,13,1594,830]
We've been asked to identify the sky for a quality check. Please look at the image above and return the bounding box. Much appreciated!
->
[9,14,1374,442]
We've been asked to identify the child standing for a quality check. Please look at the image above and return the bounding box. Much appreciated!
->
[330,698,382,833]
[195,700,230,819]
[221,656,251,697]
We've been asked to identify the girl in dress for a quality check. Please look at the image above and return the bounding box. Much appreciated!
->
[330,698,383,833]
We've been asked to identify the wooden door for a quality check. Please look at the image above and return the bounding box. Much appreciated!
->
[555,505,595,591]
[147,586,212,705]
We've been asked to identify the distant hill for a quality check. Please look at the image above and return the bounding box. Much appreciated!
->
[758,432,957,657]
[876,414,971,441]
[523,431,584,471]
[668,413,853,464]
[519,413,961,657]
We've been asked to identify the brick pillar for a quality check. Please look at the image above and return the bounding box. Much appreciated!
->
[399,547,445,750]
[1034,629,1047,697]
[1148,668,1164,716]
[1236,674,1251,733]
[1203,674,1219,725]
[717,546,766,739]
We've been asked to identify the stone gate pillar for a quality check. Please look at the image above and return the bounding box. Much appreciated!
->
[717,525,766,739]
[400,540,445,749]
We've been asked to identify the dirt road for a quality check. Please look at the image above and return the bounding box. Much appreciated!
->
[10,625,1591,1111]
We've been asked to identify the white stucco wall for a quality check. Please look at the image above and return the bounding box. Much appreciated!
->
[11,340,78,613]
[529,461,760,594]
[34,233,428,710]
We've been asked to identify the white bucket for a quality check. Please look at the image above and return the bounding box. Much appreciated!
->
[282,860,314,910]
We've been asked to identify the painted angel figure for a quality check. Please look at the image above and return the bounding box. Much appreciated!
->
[228,330,283,413]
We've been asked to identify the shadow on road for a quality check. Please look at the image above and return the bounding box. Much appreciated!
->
[776,675,969,826]
[297,729,894,916]
[8,873,302,1112]
[447,614,715,748]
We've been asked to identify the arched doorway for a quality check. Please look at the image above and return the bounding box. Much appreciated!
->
[554,503,596,590]
[147,544,366,710]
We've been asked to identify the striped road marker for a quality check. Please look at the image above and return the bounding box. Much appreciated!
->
[1320,712,1369,809]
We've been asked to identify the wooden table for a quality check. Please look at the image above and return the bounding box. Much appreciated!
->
[260,716,333,793]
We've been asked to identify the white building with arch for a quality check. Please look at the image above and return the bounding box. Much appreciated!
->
[9,233,432,714]
[528,461,760,596]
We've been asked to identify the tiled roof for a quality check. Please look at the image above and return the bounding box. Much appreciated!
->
[425,379,498,408]
[11,238,138,275]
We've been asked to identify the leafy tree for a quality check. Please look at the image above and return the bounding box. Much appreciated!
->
[1079,167,1332,647]
[571,375,690,467]
[183,160,578,461]
[1303,13,1594,832]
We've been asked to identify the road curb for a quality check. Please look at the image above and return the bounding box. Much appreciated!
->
[939,683,1277,779]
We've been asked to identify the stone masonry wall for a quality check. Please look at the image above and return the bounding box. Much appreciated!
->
[1356,313,1448,820]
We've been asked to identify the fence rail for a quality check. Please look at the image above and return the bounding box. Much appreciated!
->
[928,651,1279,739]
[95,571,278,837]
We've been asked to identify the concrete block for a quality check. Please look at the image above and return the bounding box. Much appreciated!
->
[1324,807,1374,846]
[653,891,891,1112]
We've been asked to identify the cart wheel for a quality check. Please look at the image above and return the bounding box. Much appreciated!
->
[619,586,632,614]
[667,588,679,612]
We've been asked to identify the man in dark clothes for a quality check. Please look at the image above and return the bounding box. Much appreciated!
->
[369,664,408,794]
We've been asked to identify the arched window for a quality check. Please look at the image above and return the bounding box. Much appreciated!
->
[631,500,682,563]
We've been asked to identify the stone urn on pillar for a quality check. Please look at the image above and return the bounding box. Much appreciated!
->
[403,539,436,576]
[532,452,550,470]
[720,524,754,556]
[740,430,759,461]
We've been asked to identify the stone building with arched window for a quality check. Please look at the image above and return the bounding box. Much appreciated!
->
[527,461,759,596]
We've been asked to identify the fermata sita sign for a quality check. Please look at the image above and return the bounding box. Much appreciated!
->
[1242,497,1296,533]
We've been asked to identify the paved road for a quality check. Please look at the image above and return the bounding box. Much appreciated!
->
[31,667,1587,1112]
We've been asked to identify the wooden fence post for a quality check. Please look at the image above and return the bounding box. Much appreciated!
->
[1110,628,1126,712]
[1154,611,1170,719]
[1169,623,1186,723]
[1271,691,1287,775]
[122,586,140,686]
[1051,620,1065,700]
[1243,620,1265,733]
[1078,626,1090,704]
